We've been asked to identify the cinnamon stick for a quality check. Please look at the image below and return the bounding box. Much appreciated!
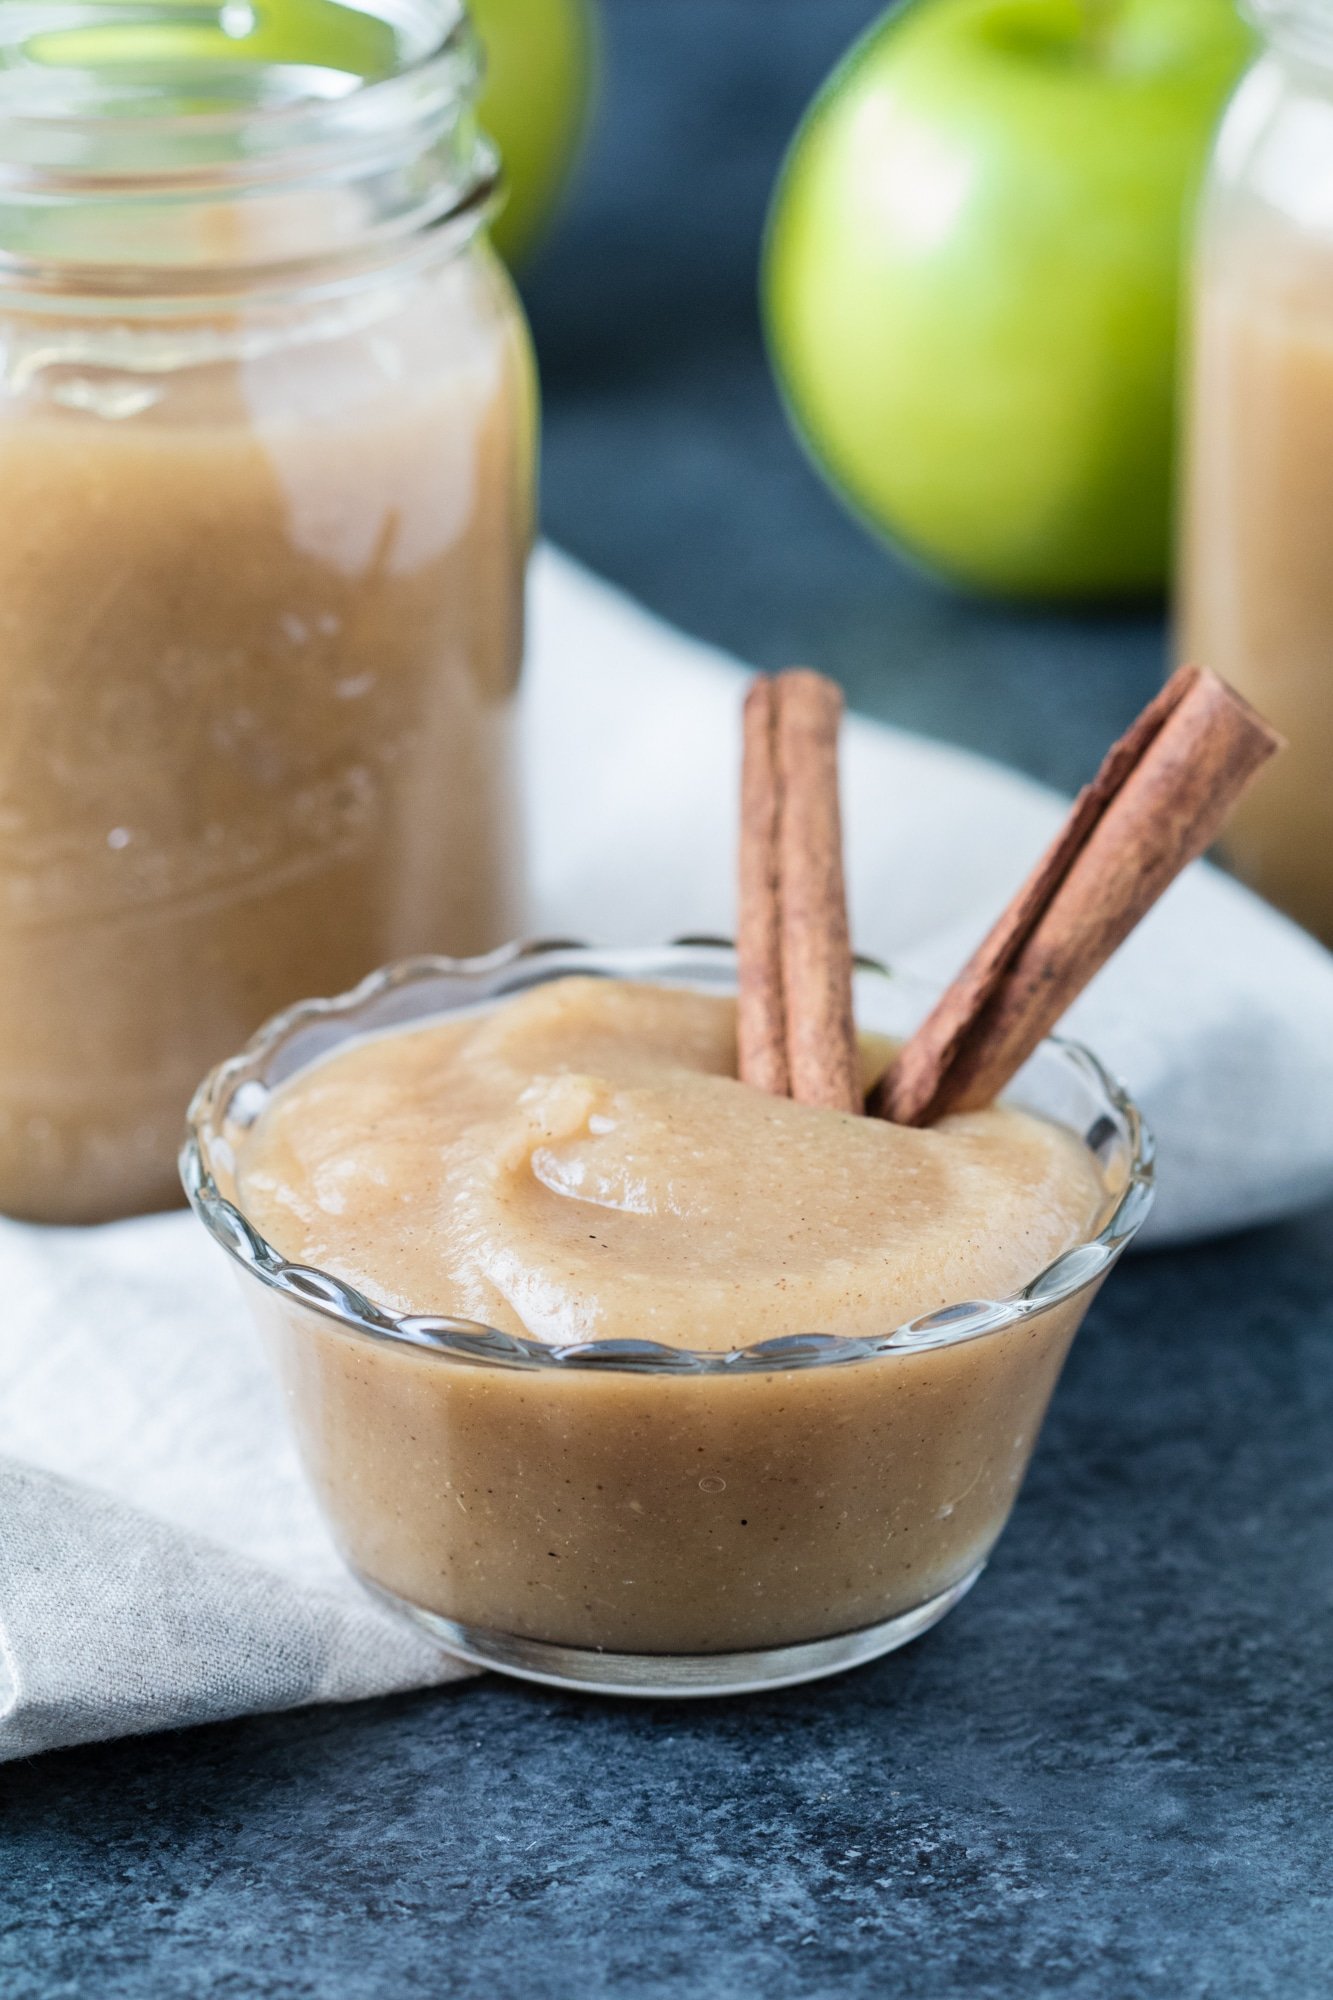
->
[777,672,860,1112]
[737,669,859,1113]
[737,678,789,1098]
[871,664,1283,1127]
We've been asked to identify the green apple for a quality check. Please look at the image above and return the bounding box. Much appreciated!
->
[471,0,596,265]
[763,0,1252,600]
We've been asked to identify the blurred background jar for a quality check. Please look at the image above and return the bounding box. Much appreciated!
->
[0,0,536,1224]
[1179,0,1333,944]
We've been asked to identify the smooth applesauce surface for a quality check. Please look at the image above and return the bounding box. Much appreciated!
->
[239,977,1105,1347]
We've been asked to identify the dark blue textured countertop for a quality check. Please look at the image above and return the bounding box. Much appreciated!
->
[6,6,1332,1995]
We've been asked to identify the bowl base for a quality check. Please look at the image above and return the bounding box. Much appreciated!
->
[361,1564,985,1699]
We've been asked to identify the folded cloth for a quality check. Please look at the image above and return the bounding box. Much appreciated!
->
[4,545,1332,1763]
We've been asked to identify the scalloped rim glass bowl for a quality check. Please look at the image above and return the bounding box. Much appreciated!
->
[183,939,1154,1697]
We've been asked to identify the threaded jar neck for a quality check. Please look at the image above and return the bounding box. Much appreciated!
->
[0,0,498,298]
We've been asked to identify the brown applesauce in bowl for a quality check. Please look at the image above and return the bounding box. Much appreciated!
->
[183,942,1153,1697]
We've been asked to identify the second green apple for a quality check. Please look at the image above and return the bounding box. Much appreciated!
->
[763,0,1251,601]
[472,0,596,264]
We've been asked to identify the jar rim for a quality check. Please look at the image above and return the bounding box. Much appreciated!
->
[0,0,468,136]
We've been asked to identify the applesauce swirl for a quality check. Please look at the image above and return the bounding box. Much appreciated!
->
[238,976,1107,1349]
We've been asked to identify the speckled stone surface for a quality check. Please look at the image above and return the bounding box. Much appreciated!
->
[7,1219,1333,1998]
[4,5,1332,1995]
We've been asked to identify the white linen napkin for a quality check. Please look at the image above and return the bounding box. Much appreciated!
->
[4,544,1332,1763]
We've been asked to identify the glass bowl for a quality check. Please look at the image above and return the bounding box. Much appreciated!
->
[182,940,1154,1698]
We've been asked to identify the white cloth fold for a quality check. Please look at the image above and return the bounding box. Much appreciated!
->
[4,545,1332,1762]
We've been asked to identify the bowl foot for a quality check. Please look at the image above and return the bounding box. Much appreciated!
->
[360,1563,985,1699]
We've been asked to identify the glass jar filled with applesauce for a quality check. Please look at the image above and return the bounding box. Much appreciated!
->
[1178,0,1333,945]
[0,1,535,1222]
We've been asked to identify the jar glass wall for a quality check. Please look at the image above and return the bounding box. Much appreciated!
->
[0,1,536,1222]
[1177,0,1333,944]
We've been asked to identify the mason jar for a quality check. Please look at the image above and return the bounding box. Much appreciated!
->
[0,0,535,1223]
[1178,0,1333,944]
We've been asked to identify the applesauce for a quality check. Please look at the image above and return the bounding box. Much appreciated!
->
[0,2,533,1221]
[185,945,1152,1695]
[1179,5,1333,942]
